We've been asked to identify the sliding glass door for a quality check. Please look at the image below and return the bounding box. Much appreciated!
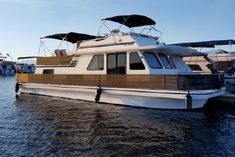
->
[107,53,126,74]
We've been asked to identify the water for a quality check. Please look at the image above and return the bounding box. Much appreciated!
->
[0,76,235,157]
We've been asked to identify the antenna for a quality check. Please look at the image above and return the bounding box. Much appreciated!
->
[229,40,232,57]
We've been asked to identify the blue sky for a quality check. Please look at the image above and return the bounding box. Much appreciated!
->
[0,0,235,59]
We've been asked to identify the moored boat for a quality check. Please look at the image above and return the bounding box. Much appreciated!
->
[0,54,15,76]
[15,15,225,109]
[175,39,235,93]
[15,56,36,74]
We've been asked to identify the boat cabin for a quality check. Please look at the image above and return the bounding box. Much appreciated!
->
[0,55,15,76]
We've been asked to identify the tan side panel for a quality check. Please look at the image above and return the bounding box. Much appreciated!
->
[101,75,127,88]
[15,74,221,90]
[16,73,30,83]
[165,76,178,90]
[15,74,174,89]
[37,55,74,65]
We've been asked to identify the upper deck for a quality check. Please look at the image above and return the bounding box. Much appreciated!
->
[28,15,205,76]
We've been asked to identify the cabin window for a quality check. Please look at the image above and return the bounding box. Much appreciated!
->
[87,54,104,70]
[43,69,54,74]
[158,53,173,69]
[169,57,176,68]
[143,52,162,69]
[107,54,116,74]
[188,64,202,71]
[107,53,126,74]
[129,52,145,70]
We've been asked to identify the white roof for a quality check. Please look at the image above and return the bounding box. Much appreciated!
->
[77,33,203,56]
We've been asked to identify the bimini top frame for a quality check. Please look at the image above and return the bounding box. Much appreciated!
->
[170,39,235,48]
[39,32,101,56]
[102,14,156,28]
[41,32,97,44]
[99,14,161,37]
[169,39,235,57]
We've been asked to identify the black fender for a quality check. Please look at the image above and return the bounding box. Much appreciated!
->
[95,87,102,102]
[15,82,20,93]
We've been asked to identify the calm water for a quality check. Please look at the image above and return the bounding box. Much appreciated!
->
[0,76,235,157]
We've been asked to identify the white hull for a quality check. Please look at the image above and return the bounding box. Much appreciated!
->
[18,83,226,110]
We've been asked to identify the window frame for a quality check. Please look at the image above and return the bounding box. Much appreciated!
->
[188,64,203,71]
[143,52,163,69]
[107,52,126,74]
[43,69,54,74]
[87,54,104,71]
[129,52,145,70]
[158,53,174,69]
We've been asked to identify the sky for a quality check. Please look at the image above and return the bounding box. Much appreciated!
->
[0,0,235,60]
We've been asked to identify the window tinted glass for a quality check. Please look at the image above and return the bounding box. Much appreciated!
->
[107,54,116,74]
[98,55,104,70]
[188,64,202,71]
[169,56,176,68]
[43,69,54,74]
[130,52,145,70]
[117,53,126,74]
[117,53,125,67]
[158,53,173,69]
[107,53,126,74]
[143,52,162,69]
[87,55,104,70]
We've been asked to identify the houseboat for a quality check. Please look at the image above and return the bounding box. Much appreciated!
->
[174,40,235,93]
[15,57,36,74]
[0,54,15,76]
[209,49,235,93]
[15,15,225,109]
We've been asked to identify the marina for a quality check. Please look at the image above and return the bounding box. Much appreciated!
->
[0,54,35,76]
[1,1,235,156]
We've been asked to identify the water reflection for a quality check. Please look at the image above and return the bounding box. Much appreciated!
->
[0,76,235,156]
